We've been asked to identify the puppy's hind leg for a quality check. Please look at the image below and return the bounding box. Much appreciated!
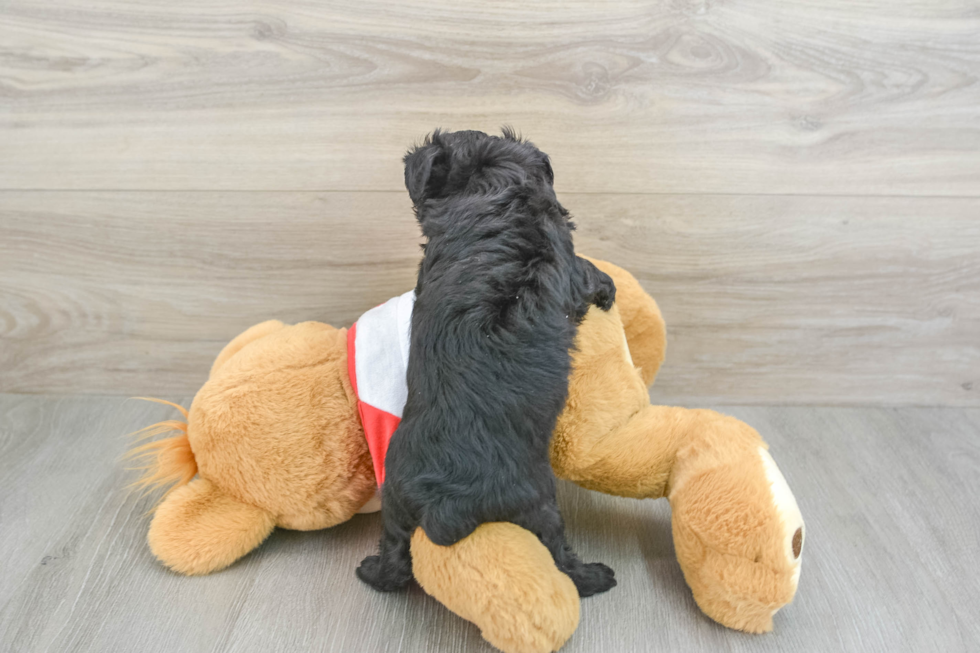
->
[356,497,415,592]
[420,496,481,547]
[511,502,617,598]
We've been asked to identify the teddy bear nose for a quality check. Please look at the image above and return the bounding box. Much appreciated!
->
[792,527,803,559]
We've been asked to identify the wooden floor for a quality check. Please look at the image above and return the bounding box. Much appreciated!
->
[1,394,978,652]
[2,0,979,405]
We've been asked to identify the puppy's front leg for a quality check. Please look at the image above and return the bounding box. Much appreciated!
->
[574,256,616,318]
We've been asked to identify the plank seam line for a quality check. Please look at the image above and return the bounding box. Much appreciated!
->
[1,190,979,200]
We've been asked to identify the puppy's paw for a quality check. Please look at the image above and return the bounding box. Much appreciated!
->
[356,555,411,592]
[593,273,616,311]
[568,561,617,597]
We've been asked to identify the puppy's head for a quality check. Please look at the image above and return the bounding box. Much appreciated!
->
[403,128,555,211]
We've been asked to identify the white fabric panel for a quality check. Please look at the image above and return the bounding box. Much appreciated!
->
[353,290,414,417]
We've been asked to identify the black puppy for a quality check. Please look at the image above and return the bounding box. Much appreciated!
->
[356,129,617,597]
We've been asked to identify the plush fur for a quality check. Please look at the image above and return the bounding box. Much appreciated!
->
[417,278,804,640]
[130,259,803,652]
[356,130,618,597]
[135,319,378,576]
[546,271,804,633]
[148,478,275,575]
[411,523,579,653]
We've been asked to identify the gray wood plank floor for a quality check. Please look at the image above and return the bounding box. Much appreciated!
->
[1,394,978,652]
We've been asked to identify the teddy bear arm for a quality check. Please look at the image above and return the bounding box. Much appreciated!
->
[147,478,275,575]
[555,404,701,499]
[551,301,677,498]
[584,257,666,387]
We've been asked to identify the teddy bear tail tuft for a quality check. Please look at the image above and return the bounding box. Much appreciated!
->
[124,398,198,503]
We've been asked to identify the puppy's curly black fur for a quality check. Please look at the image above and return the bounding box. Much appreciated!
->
[356,129,617,597]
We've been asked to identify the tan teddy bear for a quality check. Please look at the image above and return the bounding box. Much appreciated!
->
[130,258,803,653]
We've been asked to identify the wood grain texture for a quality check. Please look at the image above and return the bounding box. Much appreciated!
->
[1,0,979,194]
[2,191,978,404]
[1,395,978,652]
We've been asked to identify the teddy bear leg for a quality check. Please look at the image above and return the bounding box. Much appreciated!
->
[667,412,804,633]
[148,478,276,575]
[555,402,804,632]
[507,503,617,597]
[410,523,580,653]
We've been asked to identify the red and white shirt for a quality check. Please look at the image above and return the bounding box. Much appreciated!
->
[347,290,415,488]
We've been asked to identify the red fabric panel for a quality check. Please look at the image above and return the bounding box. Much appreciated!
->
[348,322,401,487]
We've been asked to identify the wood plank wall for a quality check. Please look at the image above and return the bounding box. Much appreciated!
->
[1,1,978,404]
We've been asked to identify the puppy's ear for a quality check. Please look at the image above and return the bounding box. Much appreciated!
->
[404,134,449,208]
[543,155,554,185]
[501,125,521,142]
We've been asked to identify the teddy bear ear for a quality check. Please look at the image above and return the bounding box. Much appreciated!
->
[404,130,450,208]
[209,320,287,379]
[147,478,275,575]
